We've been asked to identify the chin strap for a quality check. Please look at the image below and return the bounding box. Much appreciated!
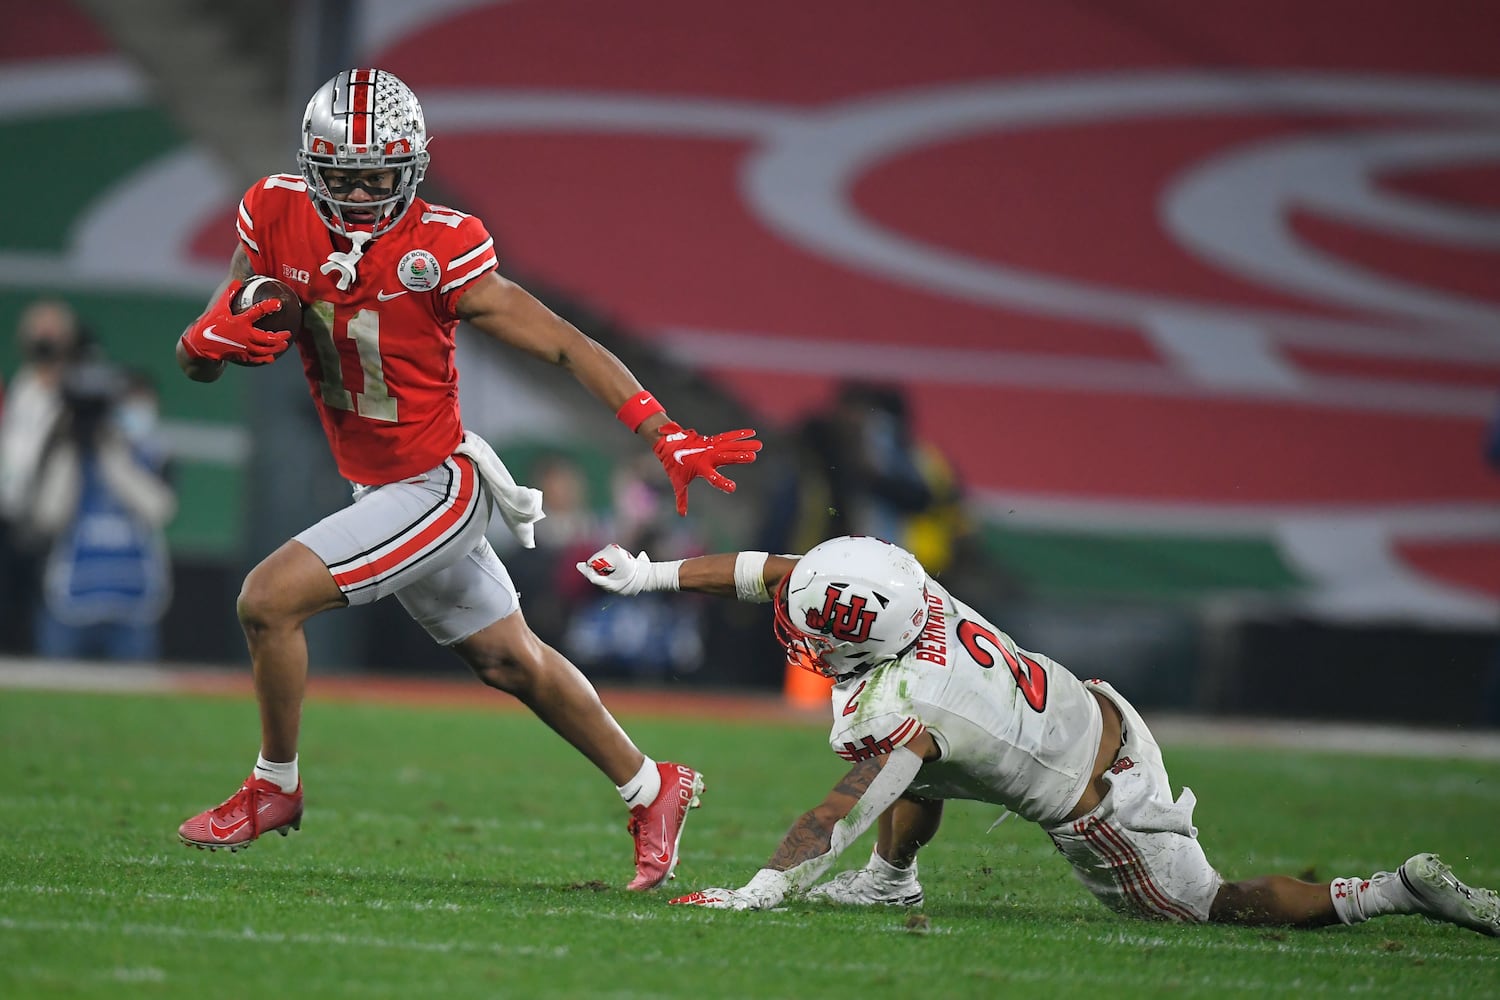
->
[320,230,373,291]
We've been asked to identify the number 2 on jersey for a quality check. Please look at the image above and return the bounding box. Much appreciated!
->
[958,619,1049,712]
[305,301,397,422]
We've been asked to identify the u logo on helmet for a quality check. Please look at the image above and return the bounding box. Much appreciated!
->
[805,585,877,643]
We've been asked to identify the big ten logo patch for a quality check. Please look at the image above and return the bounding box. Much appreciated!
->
[1109,756,1135,776]
[281,264,311,285]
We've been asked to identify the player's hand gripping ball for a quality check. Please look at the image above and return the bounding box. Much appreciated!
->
[226,276,301,366]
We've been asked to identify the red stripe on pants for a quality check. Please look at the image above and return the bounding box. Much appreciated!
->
[332,459,478,589]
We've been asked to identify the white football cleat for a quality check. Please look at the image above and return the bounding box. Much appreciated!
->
[1398,853,1500,936]
[807,865,924,907]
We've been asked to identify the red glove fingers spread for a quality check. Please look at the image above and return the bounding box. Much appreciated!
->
[180,281,293,365]
[652,422,763,515]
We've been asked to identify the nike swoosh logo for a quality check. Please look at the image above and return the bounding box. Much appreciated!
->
[376,289,408,301]
[672,446,710,464]
[654,816,673,865]
[208,815,250,839]
[201,326,248,349]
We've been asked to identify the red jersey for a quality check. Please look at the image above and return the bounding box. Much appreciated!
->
[236,174,498,484]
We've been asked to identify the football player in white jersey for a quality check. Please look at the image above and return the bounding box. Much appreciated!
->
[576,535,1500,935]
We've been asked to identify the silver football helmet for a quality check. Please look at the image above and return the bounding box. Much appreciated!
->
[774,536,931,680]
[298,68,431,239]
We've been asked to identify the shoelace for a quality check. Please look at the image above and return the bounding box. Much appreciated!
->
[205,782,258,834]
[627,815,649,864]
[211,780,280,835]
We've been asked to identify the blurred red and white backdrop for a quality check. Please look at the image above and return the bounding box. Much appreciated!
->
[9,0,1500,624]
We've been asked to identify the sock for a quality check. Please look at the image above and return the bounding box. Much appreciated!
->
[254,753,299,793]
[617,756,661,810]
[1329,869,1411,925]
[869,849,917,881]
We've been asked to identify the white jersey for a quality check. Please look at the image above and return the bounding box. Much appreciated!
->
[826,578,1103,827]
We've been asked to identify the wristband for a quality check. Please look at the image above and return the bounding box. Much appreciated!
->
[616,391,666,432]
[645,558,684,593]
[734,551,770,603]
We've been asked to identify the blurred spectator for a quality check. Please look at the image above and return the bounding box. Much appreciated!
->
[565,452,709,680]
[25,363,176,660]
[750,380,1018,693]
[761,380,934,553]
[0,298,88,652]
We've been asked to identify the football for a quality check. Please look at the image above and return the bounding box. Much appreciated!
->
[229,276,302,364]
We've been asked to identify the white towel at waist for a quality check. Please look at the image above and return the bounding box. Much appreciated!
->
[453,431,546,548]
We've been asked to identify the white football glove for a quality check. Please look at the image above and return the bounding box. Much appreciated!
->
[669,869,788,910]
[576,543,681,596]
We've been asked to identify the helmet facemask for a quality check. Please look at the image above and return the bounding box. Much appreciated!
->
[298,69,431,240]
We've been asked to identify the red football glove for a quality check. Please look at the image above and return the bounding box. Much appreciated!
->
[651,421,762,516]
[180,281,293,366]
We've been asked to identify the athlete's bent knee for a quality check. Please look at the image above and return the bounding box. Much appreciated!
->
[237,568,284,632]
[237,545,342,632]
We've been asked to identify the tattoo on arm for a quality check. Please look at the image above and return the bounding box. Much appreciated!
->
[767,759,882,870]
[832,761,883,799]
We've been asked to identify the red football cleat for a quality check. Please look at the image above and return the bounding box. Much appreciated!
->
[178,775,303,852]
[626,762,704,890]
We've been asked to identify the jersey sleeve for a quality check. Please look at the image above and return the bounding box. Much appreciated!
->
[829,710,927,763]
[236,173,315,277]
[236,180,269,273]
[431,209,498,320]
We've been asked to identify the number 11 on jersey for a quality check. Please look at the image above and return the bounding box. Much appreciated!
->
[305,300,397,422]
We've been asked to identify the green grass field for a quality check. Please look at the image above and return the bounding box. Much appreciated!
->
[2,687,1498,999]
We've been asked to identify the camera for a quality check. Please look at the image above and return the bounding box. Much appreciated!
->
[60,362,125,446]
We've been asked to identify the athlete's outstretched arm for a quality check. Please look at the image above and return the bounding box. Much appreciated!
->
[577,544,798,602]
[456,273,760,514]
[456,272,666,426]
[669,731,940,911]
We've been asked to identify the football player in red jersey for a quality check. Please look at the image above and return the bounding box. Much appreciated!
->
[173,69,759,890]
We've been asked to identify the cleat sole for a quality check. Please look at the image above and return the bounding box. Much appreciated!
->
[179,818,299,853]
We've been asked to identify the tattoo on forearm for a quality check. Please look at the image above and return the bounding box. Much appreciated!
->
[769,811,834,869]
[833,760,882,799]
[768,760,882,870]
